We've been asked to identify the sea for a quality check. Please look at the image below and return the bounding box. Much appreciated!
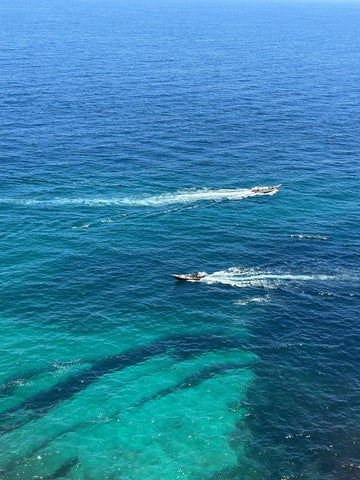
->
[0,0,359,478]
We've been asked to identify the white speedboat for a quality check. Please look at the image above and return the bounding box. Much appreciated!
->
[172,273,201,281]
[251,184,281,193]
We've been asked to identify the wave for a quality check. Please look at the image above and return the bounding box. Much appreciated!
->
[234,295,271,305]
[289,234,328,240]
[198,267,336,289]
[0,187,278,208]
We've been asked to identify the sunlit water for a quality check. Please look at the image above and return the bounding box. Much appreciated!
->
[1,1,359,479]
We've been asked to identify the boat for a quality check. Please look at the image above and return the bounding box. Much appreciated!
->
[251,184,281,193]
[172,273,201,281]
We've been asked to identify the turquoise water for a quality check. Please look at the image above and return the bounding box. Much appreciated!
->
[1,1,360,479]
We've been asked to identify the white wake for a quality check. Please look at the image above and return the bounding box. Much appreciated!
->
[122,188,261,207]
[198,267,336,289]
[2,187,278,208]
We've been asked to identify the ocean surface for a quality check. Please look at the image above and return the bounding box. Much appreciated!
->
[1,0,359,478]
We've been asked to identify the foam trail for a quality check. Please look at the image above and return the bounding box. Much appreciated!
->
[123,188,258,207]
[0,187,277,208]
[199,267,336,289]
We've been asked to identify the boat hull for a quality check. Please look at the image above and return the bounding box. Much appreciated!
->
[251,184,281,193]
[172,274,201,281]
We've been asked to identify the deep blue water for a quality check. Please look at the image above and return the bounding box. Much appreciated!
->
[1,0,360,479]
